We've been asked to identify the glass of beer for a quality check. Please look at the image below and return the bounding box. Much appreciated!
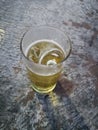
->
[20,26,71,94]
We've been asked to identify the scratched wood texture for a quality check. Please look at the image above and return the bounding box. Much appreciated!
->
[0,0,98,130]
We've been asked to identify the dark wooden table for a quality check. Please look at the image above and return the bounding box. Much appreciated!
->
[0,0,98,130]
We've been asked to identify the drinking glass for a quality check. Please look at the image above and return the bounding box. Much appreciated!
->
[20,26,71,94]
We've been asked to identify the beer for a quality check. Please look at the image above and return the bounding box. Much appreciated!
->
[26,40,65,93]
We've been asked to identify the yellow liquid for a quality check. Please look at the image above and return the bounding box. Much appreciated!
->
[27,40,65,93]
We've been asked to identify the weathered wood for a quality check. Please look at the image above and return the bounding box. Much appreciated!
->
[0,0,98,130]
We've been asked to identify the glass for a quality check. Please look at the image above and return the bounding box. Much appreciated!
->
[20,26,71,94]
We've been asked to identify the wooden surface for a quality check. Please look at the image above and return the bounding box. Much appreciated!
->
[0,0,98,130]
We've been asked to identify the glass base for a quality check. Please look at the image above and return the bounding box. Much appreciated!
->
[31,84,56,94]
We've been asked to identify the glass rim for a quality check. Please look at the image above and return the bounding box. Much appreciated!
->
[20,25,72,68]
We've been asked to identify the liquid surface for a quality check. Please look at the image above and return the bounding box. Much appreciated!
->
[26,40,65,93]
[27,40,65,65]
